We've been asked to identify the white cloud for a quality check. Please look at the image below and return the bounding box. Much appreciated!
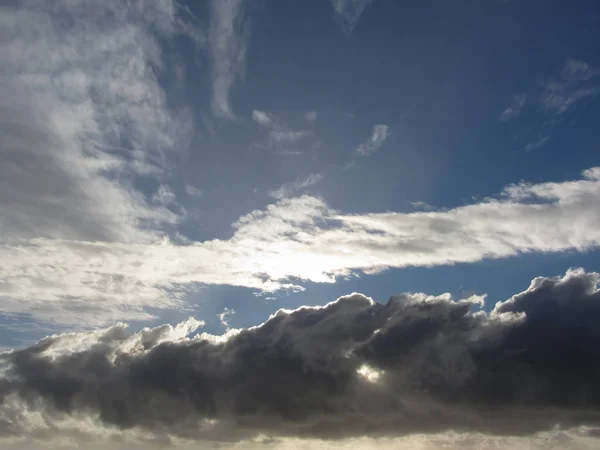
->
[252,110,273,127]
[218,307,236,330]
[500,93,526,121]
[0,0,194,244]
[355,124,389,155]
[525,136,550,151]
[269,173,323,199]
[209,0,247,118]
[331,0,375,33]
[540,59,600,114]
[185,184,204,197]
[153,185,177,207]
[1,168,600,326]
[269,130,313,144]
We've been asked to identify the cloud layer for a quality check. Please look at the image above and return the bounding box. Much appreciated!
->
[1,268,600,445]
[1,167,600,325]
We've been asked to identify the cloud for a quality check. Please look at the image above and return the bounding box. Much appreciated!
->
[540,59,600,114]
[152,185,177,207]
[355,124,389,155]
[1,268,600,445]
[252,110,274,127]
[269,174,323,200]
[269,130,313,145]
[185,184,204,197]
[500,94,526,121]
[304,111,317,122]
[525,136,550,151]
[1,167,600,326]
[331,0,375,33]
[0,0,195,245]
[209,0,248,118]
[218,307,236,330]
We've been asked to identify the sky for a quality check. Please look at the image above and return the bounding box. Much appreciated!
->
[1,0,600,448]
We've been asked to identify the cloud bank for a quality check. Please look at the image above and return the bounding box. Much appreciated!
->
[1,268,600,446]
[1,167,600,325]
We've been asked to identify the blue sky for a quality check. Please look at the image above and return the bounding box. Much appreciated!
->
[2,1,600,448]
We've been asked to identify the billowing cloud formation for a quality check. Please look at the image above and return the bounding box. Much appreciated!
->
[1,269,600,445]
[1,167,600,325]
[355,124,389,155]
[331,0,375,33]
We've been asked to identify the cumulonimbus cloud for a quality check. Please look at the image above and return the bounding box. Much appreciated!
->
[1,268,599,445]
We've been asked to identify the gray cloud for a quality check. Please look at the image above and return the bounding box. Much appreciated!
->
[1,269,600,443]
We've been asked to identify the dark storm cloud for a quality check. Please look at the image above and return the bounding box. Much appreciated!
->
[1,269,600,441]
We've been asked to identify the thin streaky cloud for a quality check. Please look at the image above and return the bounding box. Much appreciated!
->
[252,109,273,127]
[500,93,526,121]
[331,0,375,33]
[355,124,389,155]
[209,0,247,118]
[269,173,323,199]
[185,184,204,197]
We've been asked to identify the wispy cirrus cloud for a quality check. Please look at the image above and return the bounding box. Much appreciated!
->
[2,268,600,447]
[1,168,600,326]
[355,124,389,155]
[331,0,375,33]
[500,93,526,121]
[209,0,248,118]
[540,58,600,114]
[0,0,196,244]
[269,173,323,199]
[252,109,274,127]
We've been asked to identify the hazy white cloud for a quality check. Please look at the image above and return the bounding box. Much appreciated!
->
[500,93,526,121]
[269,173,323,199]
[269,130,312,144]
[209,0,247,117]
[0,0,194,244]
[1,168,600,326]
[331,0,375,33]
[304,111,318,122]
[355,124,389,155]
[252,110,274,127]
[525,135,550,151]
[185,184,204,197]
[540,59,600,114]
[152,185,177,207]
